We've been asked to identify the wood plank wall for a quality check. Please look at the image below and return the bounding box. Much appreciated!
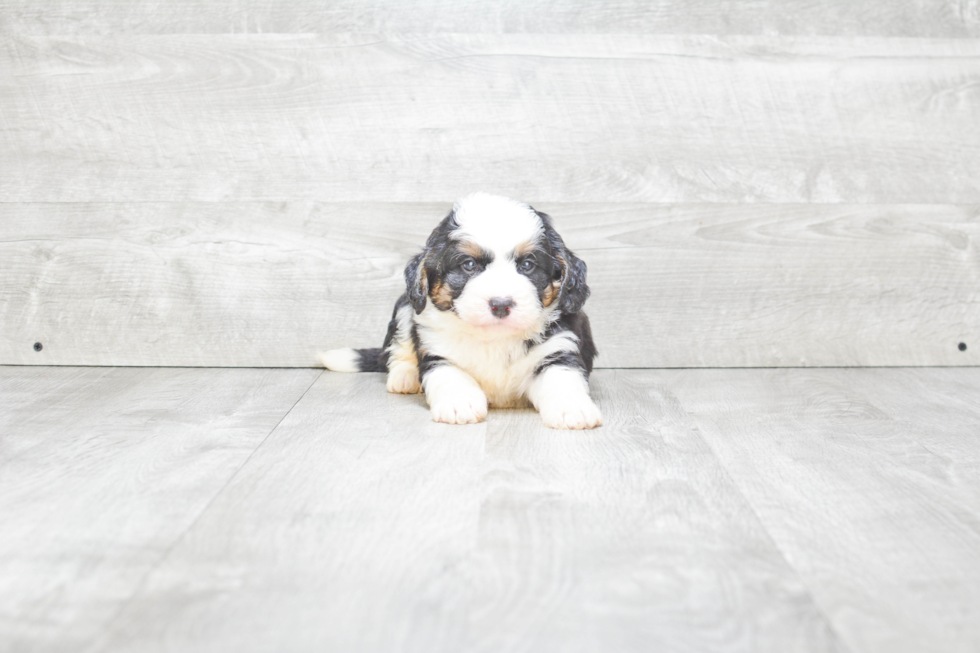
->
[1,1,978,367]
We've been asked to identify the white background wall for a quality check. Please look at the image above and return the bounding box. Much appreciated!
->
[2,1,978,367]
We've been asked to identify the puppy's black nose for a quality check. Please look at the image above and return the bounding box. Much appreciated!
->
[489,297,515,318]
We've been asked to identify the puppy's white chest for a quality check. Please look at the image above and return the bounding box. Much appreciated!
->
[437,337,529,407]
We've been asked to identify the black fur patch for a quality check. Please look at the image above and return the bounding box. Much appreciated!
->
[406,207,579,315]
[535,311,598,377]
[355,348,385,372]
[427,236,493,312]
[369,201,597,395]
[405,211,458,314]
[535,350,584,373]
[411,323,447,382]
[418,353,447,381]
[535,210,590,313]
[515,243,560,305]
[404,254,427,314]
[378,293,414,371]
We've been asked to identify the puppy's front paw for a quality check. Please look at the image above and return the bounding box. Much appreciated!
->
[386,367,420,394]
[429,387,488,425]
[540,397,603,430]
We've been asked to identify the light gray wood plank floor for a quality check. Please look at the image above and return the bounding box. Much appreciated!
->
[0,366,320,653]
[2,366,979,652]
[668,368,980,653]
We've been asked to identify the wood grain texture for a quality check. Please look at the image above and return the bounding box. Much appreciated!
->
[85,370,844,653]
[2,202,977,368]
[0,366,320,653]
[836,368,980,467]
[5,367,980,652]
[2,0,978,37]
[86,371,488,653]
[2,34,980,203]
[667,367,980,653]
[459,371,841,653]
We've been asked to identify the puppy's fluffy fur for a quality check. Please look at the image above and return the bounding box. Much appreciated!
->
[319,192,601,429]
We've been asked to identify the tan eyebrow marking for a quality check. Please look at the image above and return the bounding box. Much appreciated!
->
[458,240,486,259]
[513,240,537,258]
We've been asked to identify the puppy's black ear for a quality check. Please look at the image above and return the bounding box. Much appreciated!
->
[406,209,458,314]
[557,249,590,314]
[536,210,591,314]
[404,252,428,314]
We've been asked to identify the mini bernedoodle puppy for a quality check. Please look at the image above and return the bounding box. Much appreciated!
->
[319,192,601,429]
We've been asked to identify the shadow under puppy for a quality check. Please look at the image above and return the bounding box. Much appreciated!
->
[320,192,601,429]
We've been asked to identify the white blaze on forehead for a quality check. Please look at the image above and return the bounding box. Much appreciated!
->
[451,192,543,257]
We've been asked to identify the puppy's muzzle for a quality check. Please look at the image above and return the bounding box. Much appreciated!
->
[489,297,515,318]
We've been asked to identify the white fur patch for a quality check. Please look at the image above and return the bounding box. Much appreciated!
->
[387,357,421,394]
[415,303,576,408]
[452,192,543,260]
[423,365,489,424]
[527,366,602,430]
[324,192,598,430]
[453,258,543,334]
[318,348,360,373]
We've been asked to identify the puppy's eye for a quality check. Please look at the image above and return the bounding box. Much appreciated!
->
[461,259,476,272]
[519,259,536,272]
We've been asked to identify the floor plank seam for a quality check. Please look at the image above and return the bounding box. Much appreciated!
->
[78,369,325,653]
[681,418,858,653]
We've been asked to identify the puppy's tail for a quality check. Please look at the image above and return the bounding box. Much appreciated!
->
[318,348,386,373]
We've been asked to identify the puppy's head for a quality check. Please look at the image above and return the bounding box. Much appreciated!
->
[405,193,589,334]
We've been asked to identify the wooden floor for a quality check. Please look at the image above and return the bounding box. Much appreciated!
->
[2,365,979,653]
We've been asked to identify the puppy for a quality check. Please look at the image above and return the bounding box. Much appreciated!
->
[319,192,601,429]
